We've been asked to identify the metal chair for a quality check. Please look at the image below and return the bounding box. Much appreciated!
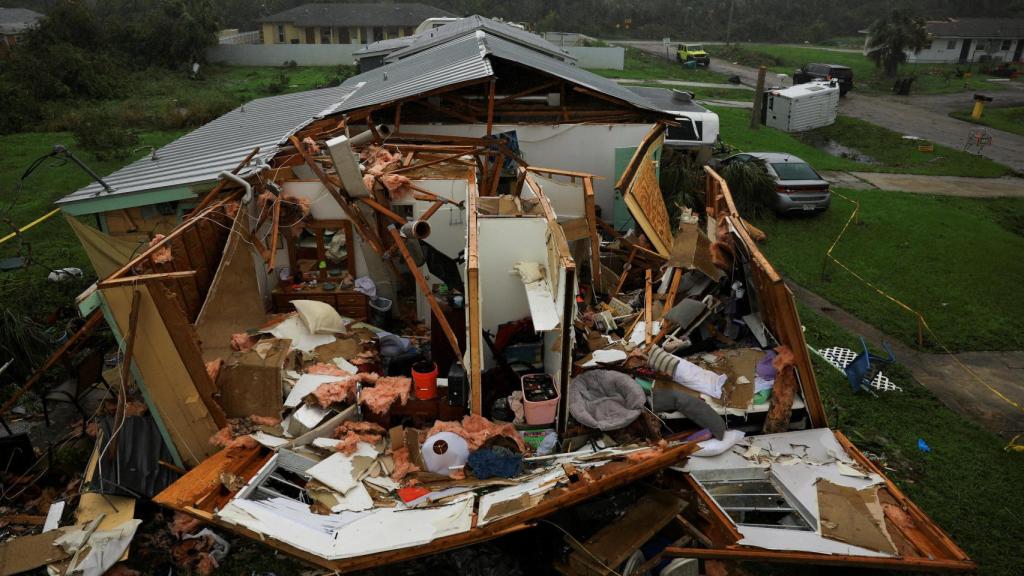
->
[845,337,896,394]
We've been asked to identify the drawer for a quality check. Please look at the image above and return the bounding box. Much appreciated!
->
[292,293,336,306]
[336,292,367,307]
[339,305,367,320]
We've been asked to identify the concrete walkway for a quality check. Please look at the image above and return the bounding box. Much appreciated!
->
[821,172,1024,197]
[789,281,1024,439]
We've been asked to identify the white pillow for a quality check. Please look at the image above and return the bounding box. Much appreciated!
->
[692,429,746,457]
[292,300,347,334]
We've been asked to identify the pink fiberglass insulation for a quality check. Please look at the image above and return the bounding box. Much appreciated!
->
[390,446,420,482]
[307,363,350,377]
[170,512,203,538]
[249,414,282,427]
[380,173,413,199]
[363,173,377,193]
[360,376,412,415]
[311,372,381,407]
[208,419,261,450]
[205,358,223,383]
[427,414,528,453]
[772,345,796,371]
[231,333,257,352]
[148,234,173,264]
[332,420,386,455]
[223,201,240,219]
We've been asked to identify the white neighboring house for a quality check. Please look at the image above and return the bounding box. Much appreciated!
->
[0,7,42,54]
[864,17,1024,65]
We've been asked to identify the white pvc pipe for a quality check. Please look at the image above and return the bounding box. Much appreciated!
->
[218,171,252,204]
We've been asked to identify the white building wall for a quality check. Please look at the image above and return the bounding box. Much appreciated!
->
[901,37,1021,64]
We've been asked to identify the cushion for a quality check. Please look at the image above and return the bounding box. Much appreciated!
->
[568,370,647,431]
[292,299,347,334]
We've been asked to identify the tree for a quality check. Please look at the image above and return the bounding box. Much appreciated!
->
[865,10,930,77]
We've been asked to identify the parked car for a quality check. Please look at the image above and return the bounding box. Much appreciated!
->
[713,152,831,213]
[794,63,853,96]
[677,43,710,67]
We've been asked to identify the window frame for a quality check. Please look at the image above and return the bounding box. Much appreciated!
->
[277,24,285,43]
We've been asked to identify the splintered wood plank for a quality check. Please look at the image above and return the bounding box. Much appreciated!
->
[567,488,685,575]
[157,441,701,574]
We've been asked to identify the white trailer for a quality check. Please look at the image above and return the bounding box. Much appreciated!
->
[764,81,840,133]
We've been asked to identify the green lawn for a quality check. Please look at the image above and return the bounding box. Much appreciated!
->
[0,131,184,314]
[951,106,1024,137]
[800,304,1024,576]
[36,64,350,133]
[755,188,1024,352]
[714,43,1008,94]
[589,46,733,84]
[713,106,1013,177]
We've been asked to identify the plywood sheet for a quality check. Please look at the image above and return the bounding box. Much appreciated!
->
[218,340,288,418]
[619,129,671,256]
[102,285,221,467]
[195,211,268,361]
[817,480,897,555]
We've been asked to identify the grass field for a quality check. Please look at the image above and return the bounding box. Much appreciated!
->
[36,64,349,133]
[714,43,1008,94]
[754,188,1024,352]
[589,46,733,83]
[799,304,1024,576]
[0,65,349,327]
[713,106,1012,177]
[951,106,1024,137]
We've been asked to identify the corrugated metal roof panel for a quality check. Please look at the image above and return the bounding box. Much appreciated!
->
[481,34,660,113]
[333,30,659,115]
[332,32,494,113]
[58,85,356,207]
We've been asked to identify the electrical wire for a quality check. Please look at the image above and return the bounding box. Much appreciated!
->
[537,519,624,576]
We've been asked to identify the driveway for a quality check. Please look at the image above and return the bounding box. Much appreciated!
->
[845,173,1024,197]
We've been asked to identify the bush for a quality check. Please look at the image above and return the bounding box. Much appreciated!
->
[72,109,140,161]
[660,150,707,227]
[266,72,290,94]
[0,79,42,134]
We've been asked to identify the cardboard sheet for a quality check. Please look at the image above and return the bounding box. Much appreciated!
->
[817,480,897,554]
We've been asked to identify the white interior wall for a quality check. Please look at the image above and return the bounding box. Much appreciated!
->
[400,124,655,215]
[530,173,585,221]
[477,217,550,368]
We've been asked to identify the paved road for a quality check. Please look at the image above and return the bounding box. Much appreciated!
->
[790,281,1024,440]
[846,173,1024,197]
[622,39,1024,171]
[840,93,1024,172]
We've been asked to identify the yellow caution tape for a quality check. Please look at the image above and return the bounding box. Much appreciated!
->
[823,192,1024,451]
[0,207,61,245]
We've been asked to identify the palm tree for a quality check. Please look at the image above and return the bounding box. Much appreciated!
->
[866,10,930,77]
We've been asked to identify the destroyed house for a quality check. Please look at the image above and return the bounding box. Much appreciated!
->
[43,15,973,575]
[353,14,575,71]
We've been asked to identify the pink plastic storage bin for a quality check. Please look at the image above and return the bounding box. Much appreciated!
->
[521,373,559,425]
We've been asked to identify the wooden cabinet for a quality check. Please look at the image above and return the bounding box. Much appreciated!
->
[272,289,369,321]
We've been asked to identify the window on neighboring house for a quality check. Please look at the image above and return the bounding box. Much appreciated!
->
[404,26,414,36]
[946,39,957,50]
[1002,39,1012,51]
[321,27,332,44]
[362,27,371,43]
[373,26,383,42]
[277,24,285,43]
[337,27,350,44]
[386,26,400,39]
[924,40,933,50]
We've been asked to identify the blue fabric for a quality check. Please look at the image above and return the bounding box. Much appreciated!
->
[468,446,523,479]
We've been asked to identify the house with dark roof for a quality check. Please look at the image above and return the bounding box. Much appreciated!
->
[0,7,43,56]
[864,17,1024,64]
[257,2,454,46]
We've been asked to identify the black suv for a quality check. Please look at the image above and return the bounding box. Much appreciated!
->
[793,63,853,96]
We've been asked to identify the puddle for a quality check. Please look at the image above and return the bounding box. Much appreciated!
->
[801,134,880,164]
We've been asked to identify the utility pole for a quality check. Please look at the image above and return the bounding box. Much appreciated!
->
[750,66,766,129]
[726,0,736,45]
